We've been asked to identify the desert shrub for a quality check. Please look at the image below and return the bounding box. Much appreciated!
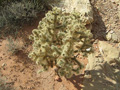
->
[28,7,93,78]
[0,0,60,37]
[0,0,50,37]
[0,0,15,6]
[0,0,54,7]
[0,0,38,37]
[6,37,22,55]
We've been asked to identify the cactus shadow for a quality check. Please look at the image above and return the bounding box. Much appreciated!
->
[82,62,120,90]
[91,4,107,40]
[67,74,84,90]
[15,50,35,66]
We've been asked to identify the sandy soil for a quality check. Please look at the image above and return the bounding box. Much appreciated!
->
[0,37,87,90]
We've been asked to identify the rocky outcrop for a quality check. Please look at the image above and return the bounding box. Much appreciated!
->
[106,31,119,42]
[83,41,120,90]
[98,41,120,63]
[53,0,93,27]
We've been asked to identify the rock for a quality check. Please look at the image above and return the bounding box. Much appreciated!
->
[54,75,61,82]
[93,39,99,44]
[98,41,120,63]
[83,53,120,90]
[106,31,112,40]
[85,53,104,71]
[112,33,119,42]
[2,63,7,67]
[106,31,119,43]
[83,41,120,90]
[85,53,104,73]
[54,0,93,28]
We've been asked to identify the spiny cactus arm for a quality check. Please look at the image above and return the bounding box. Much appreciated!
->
[51,45,61,55]
[72,57,84,69]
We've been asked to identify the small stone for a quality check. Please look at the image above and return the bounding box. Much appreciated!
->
[2,63,6,67]
[86,47,91,52]
[54,75,61,82]
[106,31,119,42]
[111,33,118,42]
[106,32,112,41]
[94,40,98,44]
[110,30,114,34]
[98,41,120,63]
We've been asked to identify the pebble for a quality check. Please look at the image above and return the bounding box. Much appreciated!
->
[54,75,62,82]
[106,31,119,42]
[2,63,6,67]
[94,40,98,44]
[86,47,92,52]
[110,30,114,34]
[112,33,118,42]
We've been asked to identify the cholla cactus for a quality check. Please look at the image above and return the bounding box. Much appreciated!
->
[28,7,93,78]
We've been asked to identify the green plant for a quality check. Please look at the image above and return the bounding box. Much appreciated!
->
[0,0,14,6]
[28,7,93,78]
[0,0,60,37]
[30,0,60,9]
[0,0,39,37]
